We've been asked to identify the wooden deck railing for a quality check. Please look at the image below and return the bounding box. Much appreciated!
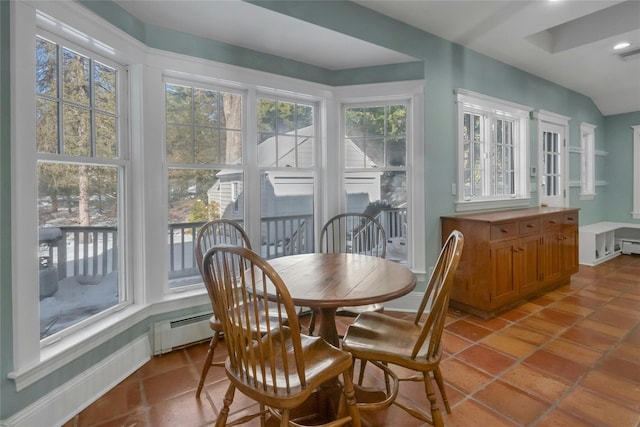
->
[40,209,405,285]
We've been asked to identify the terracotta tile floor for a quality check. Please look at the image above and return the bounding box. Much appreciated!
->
[64,255,640,427]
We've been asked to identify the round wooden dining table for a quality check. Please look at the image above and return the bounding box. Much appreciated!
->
[267,252,416,347]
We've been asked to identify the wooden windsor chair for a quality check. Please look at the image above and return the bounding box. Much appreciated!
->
[202,245,361,427]
[341,230,464,427]
[308,213,387,335]
[194,219,284,398]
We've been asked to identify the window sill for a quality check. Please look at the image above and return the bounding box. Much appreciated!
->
[8,305,149,391]
[8,290,210,391]
[454,197,531,213]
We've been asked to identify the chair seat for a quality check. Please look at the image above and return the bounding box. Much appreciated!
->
[228,327,353,409]
[226,328,351,409]
[342,312,440,369]
[341,230,463,427]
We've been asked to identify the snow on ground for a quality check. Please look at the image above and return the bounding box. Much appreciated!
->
[40,271,119,338]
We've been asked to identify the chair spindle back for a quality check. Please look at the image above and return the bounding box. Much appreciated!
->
[411,230,464,360]
[321,213,387,258]
[202,245,306,395]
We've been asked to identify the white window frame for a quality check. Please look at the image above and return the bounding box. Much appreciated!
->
[10,0,143,389]
[454,89,532,212]
[334,81,425,276]
[34,29,130,344]
[579,122,597,200]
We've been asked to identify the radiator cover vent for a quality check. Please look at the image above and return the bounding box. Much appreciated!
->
[153,311,213,355]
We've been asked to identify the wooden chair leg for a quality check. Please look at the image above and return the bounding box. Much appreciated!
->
[423,372,444,427]
[433,366,451,413]
[279,409,290,427]
[259,403,266,427]
[196,331,220,398]
[341,369,362,427]
[357,359,367,385]
[215,382,236,427]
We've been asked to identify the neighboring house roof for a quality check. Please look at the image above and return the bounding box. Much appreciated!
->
[257,125,377,169]
[215,125,379,197]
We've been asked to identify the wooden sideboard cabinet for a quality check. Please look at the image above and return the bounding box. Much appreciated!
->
[441,207,579,318]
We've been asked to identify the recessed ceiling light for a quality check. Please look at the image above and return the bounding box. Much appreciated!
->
[614,42,631,50]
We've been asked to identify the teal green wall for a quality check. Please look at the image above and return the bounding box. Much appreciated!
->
[1,0,15,420]
[2,0,638,421]
[604,112,640,223]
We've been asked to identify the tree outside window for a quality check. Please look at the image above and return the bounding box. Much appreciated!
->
[165,81,244,288]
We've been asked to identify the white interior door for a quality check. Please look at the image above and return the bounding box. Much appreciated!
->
[539,121,566,207]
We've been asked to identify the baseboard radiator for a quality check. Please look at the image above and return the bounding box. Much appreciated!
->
[621,240,640,255]
[153,311,213,355]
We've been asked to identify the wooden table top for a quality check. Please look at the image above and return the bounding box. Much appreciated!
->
[267,252,416,309]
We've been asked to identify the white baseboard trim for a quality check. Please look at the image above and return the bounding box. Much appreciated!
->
[3,334,151,427]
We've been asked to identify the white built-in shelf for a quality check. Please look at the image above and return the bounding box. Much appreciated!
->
[579,222,640,266]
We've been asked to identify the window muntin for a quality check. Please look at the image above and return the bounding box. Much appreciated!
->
[537,112,569,208]
[462,111,518,198]
[494,118,515,195]
[257,97,314,168]
[35,34,125,340]
[166,83,242,165]
[542,129,561,197]
[456,90,531,210]
[344,103,408,264]
[165,81,244,288]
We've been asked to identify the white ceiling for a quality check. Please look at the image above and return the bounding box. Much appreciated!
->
[115,0,640,116]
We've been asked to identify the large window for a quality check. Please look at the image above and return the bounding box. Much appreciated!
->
[163,85,319,289]
[35,33,126,339]
[343,102,409,264]
[164,81,244,288]
[455,89,532,211]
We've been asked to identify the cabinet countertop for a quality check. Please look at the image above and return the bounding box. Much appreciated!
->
[441,207,579,223]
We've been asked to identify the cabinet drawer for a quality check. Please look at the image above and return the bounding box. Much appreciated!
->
[563,213,578,226]
[542,214,562,229]
[491,222,517,241]
[519,218,540,235]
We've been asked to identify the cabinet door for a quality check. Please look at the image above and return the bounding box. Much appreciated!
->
[490,240,517,307]
[517,234,542,294]
[561,225,579,274]
[542,230,562,283]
